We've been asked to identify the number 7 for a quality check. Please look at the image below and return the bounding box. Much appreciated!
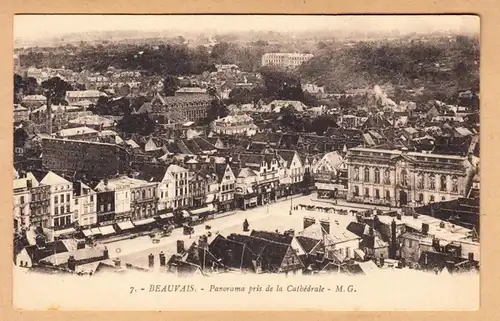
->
[130,287,135,294]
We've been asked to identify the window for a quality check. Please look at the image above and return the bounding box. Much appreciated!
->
[20,196,25,204]
[442,196,446,201]
[418,193,424,202]
[364,167,370,183]
[107,204,111,211]
[66,194,70,202]
[54,207,59,215]
[429,174,436,190]
[374,168,380,184]
[408,239,412,248]
[417,173,424,189]
[75,198,79,205]
[385,190,390,200]
[60,206,65,214]
[375,189,380,199]
[364,188,370,197]
[353,166,360,182]
[60,195,64,203]
[383,169,391,184]
[100,204,104,212]
[440,175,447,192]
[430,195,435,202]
[90,195,94,202]
[354,186,359,196]
[400,170,408,187]
[55,196,58,204]
[66,205,70,213]
[452,176,459,193]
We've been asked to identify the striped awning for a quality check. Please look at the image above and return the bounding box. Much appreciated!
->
[117,221,135,231]
[100,225,116,236]
[159,213,174,219]
[53,227,76,237]
[133,218,156,226]
[90,227,102,235]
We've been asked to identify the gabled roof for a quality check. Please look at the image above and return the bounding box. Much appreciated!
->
[208,235,253,271]
[40,171,70,186]
[250,230,293,245]
[237,167,258,178]
[296,236,322,254]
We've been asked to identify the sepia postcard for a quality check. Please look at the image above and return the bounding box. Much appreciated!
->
[11,14,480,311]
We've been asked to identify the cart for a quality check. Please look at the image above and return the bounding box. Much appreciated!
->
[183,224,194,235]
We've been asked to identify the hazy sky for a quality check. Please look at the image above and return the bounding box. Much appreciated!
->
[14,15,479,41]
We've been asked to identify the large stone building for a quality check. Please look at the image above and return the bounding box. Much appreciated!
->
[261,53,314,69]
[345,147,475,207]
[41,138,131,179]
[139,93,213,124]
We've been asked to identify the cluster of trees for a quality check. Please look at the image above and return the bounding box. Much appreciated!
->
[226,66,319,107]
[14,75,74,105]
[277,106,338,136]
[298,35,480,105]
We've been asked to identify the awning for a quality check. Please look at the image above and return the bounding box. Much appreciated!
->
[117,221,135,231]
[99,225,116,236]
[190,204,215,215]
[206,193,215,203]
[133,218,156,226]
[159,213,174,219]
[191,215,200,221]
[247,187,254,194]
[90,227,102,235]
[82,229,93,237]
[182,210,190,218]
[53,227,76,237]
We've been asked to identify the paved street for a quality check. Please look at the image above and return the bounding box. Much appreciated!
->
[102,193,368,269]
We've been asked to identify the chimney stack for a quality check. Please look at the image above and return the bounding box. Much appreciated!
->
[468,252,474,263]
[177,240,185,254]
[319,219,330,234]
[303,216,315,229]
[103,246,109,259]
[421,223,429,235]
[67,255,76,272]
[114,258,121,268]
[148,253,154,268]
[159,251,166,266]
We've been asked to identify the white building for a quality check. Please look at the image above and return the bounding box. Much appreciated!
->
[40,172,75,228]
[13,178,33,232]
[261,52,314,68]
[211,114,257,136]
[73,182,97,227]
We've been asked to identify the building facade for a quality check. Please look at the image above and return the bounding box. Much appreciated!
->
[211,114,258,136]
[41,172,75,229]
[345,147,474,207]
[41,138,130,180]
[261,53,314,68]
[73,181,97,227]
[145,93,213,124]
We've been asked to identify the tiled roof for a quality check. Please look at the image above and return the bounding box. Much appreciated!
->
[40,171,70,186]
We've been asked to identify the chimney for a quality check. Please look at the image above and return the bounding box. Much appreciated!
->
[159,251,166,266]
[46,94,52,135]
[67,255,76,272]
[177,240,185,254]
[103,246,109,259]
[379,256,385,267]
[396,213,402,220]
[413,213,419,219]
[468,252,474,263]
[198,235,208,249]
[319,219,330,234]
[303,216,315,229]
[76,240,86,250]
[148,253,155,268]
[439,221,445,229]
[114,258,121,268]
[422,223,429,235]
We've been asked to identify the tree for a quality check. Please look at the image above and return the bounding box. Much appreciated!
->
[117,113,155,135]
[41,77,73,105]
[163,75,180,96]
[14,74,24,103]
